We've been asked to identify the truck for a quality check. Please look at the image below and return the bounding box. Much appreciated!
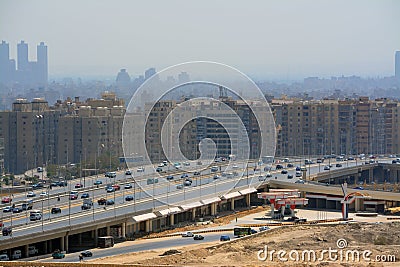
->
[234,227,252,237]
[81,199,93,210]
[98,236,114,248]
[22,199,33,210]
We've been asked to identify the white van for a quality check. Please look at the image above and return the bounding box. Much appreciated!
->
[30,210,42,221]
[0,254,9,261]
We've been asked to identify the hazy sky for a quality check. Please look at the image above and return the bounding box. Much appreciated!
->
[1,0,399,80]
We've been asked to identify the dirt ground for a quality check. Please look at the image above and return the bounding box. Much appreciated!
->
[89,222,400,266]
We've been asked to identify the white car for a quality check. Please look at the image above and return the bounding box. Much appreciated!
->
[137,167,144,172]
[258,175,266,181]
[27,191,36,197]
[39,192,48,197]
[265,172,272,178]
[182,231,194,237]
[232,165,238,169]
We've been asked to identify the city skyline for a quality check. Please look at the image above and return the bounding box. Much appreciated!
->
[1,0,400,80]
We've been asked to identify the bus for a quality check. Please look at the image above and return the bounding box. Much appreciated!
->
[98,236,114,248]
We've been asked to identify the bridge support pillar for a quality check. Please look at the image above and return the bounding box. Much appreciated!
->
[78,233,82,245]
[24,245,29,258]
[369,168,373,183]
[122,222,126,238]
[106,226,111,236]
[145,220,153,233]
[245,194,251,207]
[60,236,65,251]
[210,203,217,216]
[191,209,196,220]
[280,206,285,217]
[48,240,52,253]
[270,204,275,217]
[64,235,69,252]
[170,214,175,225]
[44,239,48,253]
[230,199,235,210]
[94,229,98,246]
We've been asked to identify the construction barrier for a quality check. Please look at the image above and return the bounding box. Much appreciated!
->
[387,217,400,220]
[143,228,233,239]
[236,217,349,227]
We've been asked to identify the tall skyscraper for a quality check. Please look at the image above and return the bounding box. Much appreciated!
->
[37,42,48,84]
[396,51,400,81]
[17,40,29,71]
[0,40,48,86]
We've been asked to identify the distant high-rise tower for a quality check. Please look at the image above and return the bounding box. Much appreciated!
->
[17,40,29,71]
[37,42,48,84]
[145,67,156,80]
[396,51,400,81]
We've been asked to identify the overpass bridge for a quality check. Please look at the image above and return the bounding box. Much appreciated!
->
[0,158,399,258]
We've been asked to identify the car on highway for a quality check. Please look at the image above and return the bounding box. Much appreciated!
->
[276,164,284,169]
[184,180,192,186]
[181,173,189,178]
[193,234,204,240]
[56,181,68,187]
[125,195,134,201]
[287,163,294,168]
[32,183,44,189]
[70,194,78,200]
[295,171,302,177]
[2,227,12,236]
[210,166,219,172]
[220,235,230,241]
[106,186,115,193]
[112,184,121,191]
[124,183,132,189]
[125,170,132,175]
[137,167,145,172]
[287,174,294,179]
[51,207,62,214]
[213,175,220,179]
[265,172,272,178]
[1,197,12,203]
[81,250,93,257]
[106,199,114,205]
[3,206,12,212]
[183,162,190,166]
[39,192,48,197]
[97,198,107,205]
[156,167,163,172]
[295,179,305,184]
[12,207,22,213]
[259,226,270,232]
[182,231,194,237]
[336,163,343,167]
[281,169,288,174]
[324,165,330,170]
[353,186,364,190]
[158,163,164,167]
[193,171,201,176]
[166,175,174,180]
[105,171,117,178]
[52,250,65,259]
[94,180,103,185]
[75,183,83,188]
[258,175,266,181]
[27,191,36,197]
[81,193,90,199]
[176,184,183,189]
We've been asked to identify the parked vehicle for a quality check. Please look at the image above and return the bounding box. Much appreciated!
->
[220,235,230,241]
[52,250,65,259]
[98,236,114,248]
[182,232,194,237]
[0,254,9,261]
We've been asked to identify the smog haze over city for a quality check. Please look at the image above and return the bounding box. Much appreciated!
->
[1,0,399,80]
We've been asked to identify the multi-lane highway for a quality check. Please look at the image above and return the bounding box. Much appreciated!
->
[0,157,395,242]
